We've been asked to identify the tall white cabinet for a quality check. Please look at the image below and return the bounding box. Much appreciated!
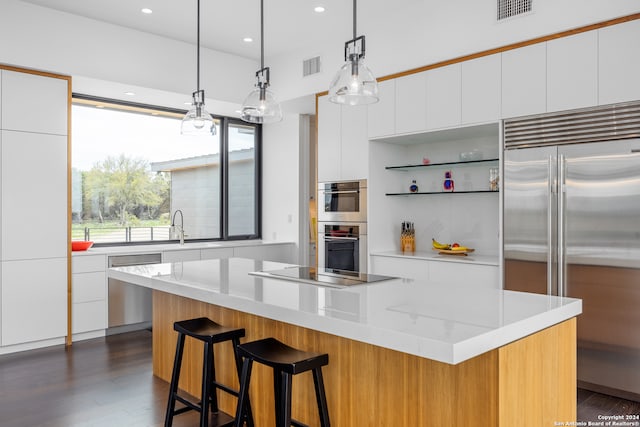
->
[317,96,368,182]
[0,67,69,352]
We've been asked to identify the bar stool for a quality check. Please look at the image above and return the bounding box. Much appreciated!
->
[165,317,254,427]
[234,337,330,427]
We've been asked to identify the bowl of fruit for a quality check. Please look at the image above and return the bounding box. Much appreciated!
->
[432,238,474,255]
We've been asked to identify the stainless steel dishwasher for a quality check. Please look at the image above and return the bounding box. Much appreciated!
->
[107,253,162,334]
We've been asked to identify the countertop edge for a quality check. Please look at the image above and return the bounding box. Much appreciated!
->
[72,240,294,256]
[371,250,500,266]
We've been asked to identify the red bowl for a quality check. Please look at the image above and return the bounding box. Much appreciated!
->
[72,241,94,251]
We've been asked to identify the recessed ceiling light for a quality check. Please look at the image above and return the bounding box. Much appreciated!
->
[243,37,253,43]
[141,8,153,14]
[314,6,326,13]
[124,91,136,96]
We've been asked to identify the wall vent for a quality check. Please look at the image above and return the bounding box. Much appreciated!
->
[303,56,321,77]
[497,0,532,20]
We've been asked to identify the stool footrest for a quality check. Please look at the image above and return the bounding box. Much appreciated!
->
[213,380,239,397]
[291,419,310,427]
[174,394,202,413]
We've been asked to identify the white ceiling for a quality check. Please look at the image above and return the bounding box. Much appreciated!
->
[19,0,365,61]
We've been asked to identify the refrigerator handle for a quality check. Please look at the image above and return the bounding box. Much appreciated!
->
[558,154,566,297]
[547,156,554,296]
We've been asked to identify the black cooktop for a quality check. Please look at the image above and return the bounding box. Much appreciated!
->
[251,266,396,288]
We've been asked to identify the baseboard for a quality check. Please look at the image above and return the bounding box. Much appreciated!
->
[72,330,106,342]
[578,381,640,403]
[106,321,152,336]
[0,336,66,355]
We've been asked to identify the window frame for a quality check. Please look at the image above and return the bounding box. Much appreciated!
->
[71,93,262,246]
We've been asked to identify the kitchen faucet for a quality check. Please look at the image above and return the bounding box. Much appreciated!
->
[171,209,185,245]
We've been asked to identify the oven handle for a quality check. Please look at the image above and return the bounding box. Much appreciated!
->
[322,190,359,194]
[323,236,359,241]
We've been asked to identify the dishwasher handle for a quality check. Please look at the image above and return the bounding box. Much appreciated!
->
[108,253,162,267]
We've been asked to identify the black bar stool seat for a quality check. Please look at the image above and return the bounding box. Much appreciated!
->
[165,317,254,427]
[234,337,330,427]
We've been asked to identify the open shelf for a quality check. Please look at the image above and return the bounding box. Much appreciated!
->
[386,190,498,196]
[385,158,499,171]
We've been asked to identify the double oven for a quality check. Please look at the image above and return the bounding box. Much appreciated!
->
[317,180,368,274]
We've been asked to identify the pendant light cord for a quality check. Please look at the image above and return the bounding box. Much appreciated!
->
[196,0,201,91]
[260,0,265,70]
[353,0,357,40]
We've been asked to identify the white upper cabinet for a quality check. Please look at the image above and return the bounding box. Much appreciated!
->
[547,31,598,112]
[598,19,640,105]
[1,71,67,135]
[1,131,68,260]
[340,105,368,181]
[367,79,395,139]
[317,96,341,183]
[426,63,461,130]
[502,43,547,118]
[395,72,427,134]
[318,95,368,182]
[462,54,501,124]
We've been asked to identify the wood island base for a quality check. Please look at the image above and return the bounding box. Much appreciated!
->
[152,290,576,427]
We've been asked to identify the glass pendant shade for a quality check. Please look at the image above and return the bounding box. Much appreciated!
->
[181,90,216,136]
[241,86,283,124]
[329,55,379,106]
[241,0,282,124]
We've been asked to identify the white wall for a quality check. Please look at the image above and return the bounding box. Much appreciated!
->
[262,116,301,257]
[268,0,640,102]
[0,0,257,108]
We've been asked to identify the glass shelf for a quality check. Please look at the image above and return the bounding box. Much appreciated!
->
[386,190,499,196]
[385,158,499,171]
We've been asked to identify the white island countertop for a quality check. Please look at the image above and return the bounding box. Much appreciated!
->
[108,257,581,365]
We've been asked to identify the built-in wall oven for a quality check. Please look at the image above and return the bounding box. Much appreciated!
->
[318,222,367,274]
[318,180,367,222]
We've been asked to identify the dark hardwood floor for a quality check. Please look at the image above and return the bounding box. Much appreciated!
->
[0,330,638,426]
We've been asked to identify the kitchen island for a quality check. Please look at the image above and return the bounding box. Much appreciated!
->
[108,257,582,426]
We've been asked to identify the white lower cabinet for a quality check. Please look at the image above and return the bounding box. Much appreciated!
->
[370,255,428,281]
[163,249,201,263]
[72,300,107,335]
[72,271,107,335]
[71,254,107,337]
[234,244,295,263]
[1,258,67,346]
[428,262,498,289]
[200,247,235,260]
[371,255,499,289]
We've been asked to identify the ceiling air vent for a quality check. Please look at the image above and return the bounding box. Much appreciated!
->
[303,56,321,77]
[497,0,532,20]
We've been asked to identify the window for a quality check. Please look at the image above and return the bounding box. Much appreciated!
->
[71,96,261,245]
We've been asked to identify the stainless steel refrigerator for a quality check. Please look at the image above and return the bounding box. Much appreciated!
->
[503,102,640,401]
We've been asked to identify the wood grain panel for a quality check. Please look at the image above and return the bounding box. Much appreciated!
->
[153,290,576,426]
[498,318,577,426]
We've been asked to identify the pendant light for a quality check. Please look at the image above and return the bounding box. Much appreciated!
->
[240,0,283,124]
[328,0,379,106]
[181,0,216,135]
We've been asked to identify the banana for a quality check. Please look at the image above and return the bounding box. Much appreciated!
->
[432,238,451,250]
[450,246,469,251]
